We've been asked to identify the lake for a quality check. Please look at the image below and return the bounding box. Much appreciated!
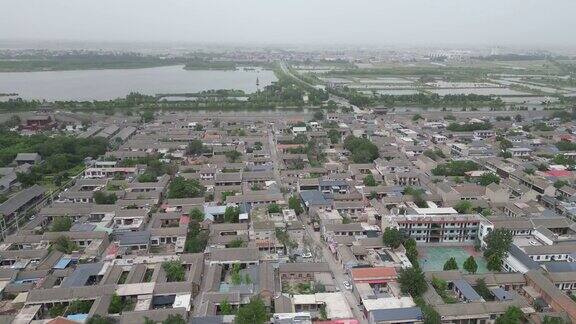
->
[0,65,276,101]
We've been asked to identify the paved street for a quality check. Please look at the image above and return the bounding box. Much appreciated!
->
[269,121,367,322]
[300,213,368,324]
[268,123,282,186]
[192,263,211,316]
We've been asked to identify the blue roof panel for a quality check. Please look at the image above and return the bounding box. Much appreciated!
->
[53,257,72,269]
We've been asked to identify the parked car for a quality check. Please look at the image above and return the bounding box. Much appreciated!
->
[343,280,352,290]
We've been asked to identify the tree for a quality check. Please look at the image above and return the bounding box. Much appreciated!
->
[54,171,69,187]
[363,174,377,186]
[184,222,208,253]
[167,177,205,199]
[319,304,328,320]
[484,229,513,271]
[235,297,269,324]
[499,138,513,151]
[343,136,379,163]
[231,263,242,285]
[423,149,445,161]
[267,203,282,214]
[554,180,569,189]
[553,154,576,168]
[419,301,441,324]
[189,208,204,222]
[383,227,403,249]
[556,141,576,151]
[447,121,492,132]
[53,235,79,254]
[51,216,72,232]
[431,277,448,292]
[412,114,423,121]
[108,293,124,314]
[67,299,92,314]
[228,238,245,248]
[403,238,417,252]
[431,160,478,176]
[463,256,478,274]
[495,306,523,324]
[524,167,535,175]
[288,195,304,215]
[138,173,157,183]
[487,254,503,272]
[537,163,549,172]
[141,110,154,123]
[369,191,378,200]
[224,150,242,162]
[313,110,324,121]
[478,172,500,186]
[17,171,41,187]
[187,139,205,155]
[403,186,427,208]
[49,304,66,318]
[475,279,492,300]
[404,238,418,263]
[328,129,341,144]
[276,228,297,251]
[443,257,458,271]
[397,265,427,297]
[542,316,568,324]
[162,260,185,282]
[454,201,472,214]
[221,190,237,202]
[4,115,21,128]
[220,299,233,315]
[224,206,240,223]
[93,191,117,204]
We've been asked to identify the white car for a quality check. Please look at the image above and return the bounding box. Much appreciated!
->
[343,280,352,290]
[302,252,312,258]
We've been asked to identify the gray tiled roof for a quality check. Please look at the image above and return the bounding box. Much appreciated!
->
[0,184,45,216]
[370,307,423,322]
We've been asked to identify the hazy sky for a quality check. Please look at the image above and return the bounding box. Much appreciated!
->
[1,0,575,46]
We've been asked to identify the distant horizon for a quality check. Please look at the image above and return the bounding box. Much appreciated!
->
[1,39,575,53]
[2,0,575,50]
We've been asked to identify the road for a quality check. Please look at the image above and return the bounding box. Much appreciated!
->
[192,263,211,316]
[300,213,368,324]
[268,123,282,186]
[279,61,365,115]
[268,121,366,322]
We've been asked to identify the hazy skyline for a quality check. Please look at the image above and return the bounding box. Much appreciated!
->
[1,0,575,47]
